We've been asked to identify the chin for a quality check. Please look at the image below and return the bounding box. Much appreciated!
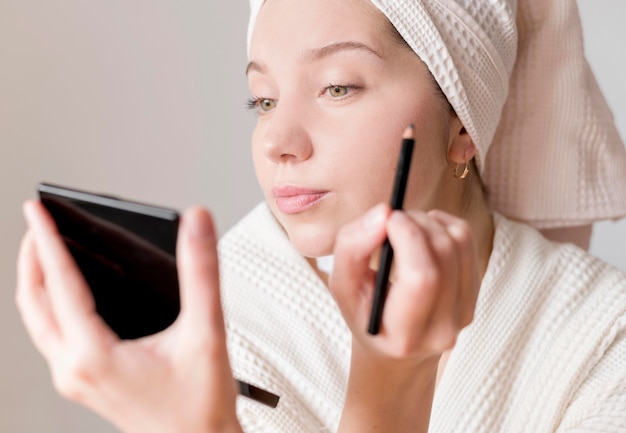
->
[284,223,336,258]
[266,200,342,257]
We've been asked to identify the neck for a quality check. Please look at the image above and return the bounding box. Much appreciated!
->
[463,184,494,280]
[428,167,495,280]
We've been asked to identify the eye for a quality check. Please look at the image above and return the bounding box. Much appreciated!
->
[327,84,350,98]
[246,97,277,112]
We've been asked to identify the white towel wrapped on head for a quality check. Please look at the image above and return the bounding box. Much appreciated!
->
[247,0,626,229]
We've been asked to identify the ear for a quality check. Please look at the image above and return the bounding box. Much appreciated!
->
[447,117,476,164]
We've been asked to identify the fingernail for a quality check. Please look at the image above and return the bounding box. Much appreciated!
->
[362,204,386,229]
[189,210,215,239]
[23,201,44,232]
[22,201,35,223]
[390,210,410,224]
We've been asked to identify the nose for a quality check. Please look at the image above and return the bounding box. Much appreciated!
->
[257,103,313,164]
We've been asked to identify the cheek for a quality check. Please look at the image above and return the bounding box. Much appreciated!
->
[310,103,415,205]
[340,143,396,196]
[251,127,271,195]
[345,99,449,209]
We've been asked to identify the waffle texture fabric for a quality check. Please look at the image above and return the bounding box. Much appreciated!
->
[247,0,626,229]
[219,202,626,432]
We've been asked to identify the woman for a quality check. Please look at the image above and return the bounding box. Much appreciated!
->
[16,0,626,432]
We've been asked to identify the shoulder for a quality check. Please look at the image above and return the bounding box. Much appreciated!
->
[489,214,626,297]
[487,215,626,341]
[498,215,626,405]
[435,214,626,431]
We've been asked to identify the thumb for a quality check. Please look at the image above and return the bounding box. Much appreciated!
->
[176,207,224,339]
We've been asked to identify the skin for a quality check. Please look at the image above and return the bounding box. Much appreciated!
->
[16,0,496,432]
[541,224,592,250]
[249,0,479,258]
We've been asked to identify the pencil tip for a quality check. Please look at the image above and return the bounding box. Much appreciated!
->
[402,123,415,139]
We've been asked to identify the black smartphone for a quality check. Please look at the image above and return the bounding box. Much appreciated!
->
[37,182,281,407]
[37,182,181,340]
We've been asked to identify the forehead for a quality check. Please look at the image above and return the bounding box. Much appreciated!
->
[250,0,395,57]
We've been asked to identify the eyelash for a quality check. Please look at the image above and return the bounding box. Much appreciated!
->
[324,83,359,98]
[246,97,263,110]
[246,83,360,112]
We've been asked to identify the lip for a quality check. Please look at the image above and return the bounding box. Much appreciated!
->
[272,185,328,214]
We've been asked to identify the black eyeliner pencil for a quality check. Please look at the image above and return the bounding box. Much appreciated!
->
[367,124,415,335]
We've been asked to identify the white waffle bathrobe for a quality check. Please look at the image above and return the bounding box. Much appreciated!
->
[219,202,626,432]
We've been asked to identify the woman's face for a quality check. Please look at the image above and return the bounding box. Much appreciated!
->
[247,0,458,257]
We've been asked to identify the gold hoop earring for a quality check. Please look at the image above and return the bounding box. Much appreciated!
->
[453,161,470,179]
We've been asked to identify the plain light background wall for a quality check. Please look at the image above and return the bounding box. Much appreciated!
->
[0,1,624,432]
[1,2,257,432]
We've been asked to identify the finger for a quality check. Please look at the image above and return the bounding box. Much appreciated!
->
[176,207,225,342]
[383,211,440,339]
[406,211,460,351]
[329,204,390,319]
[175,209,240,419]
[16,231,61,355]
[428,210,479,327]
[23,200,111,342]
[332,204,390,280]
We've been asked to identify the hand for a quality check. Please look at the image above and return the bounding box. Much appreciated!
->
[331,203,479,359]
[15,200,243,433]
[330,204,481,432]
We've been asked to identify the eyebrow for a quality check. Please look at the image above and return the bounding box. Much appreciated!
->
[306,41,383,61]
[246,40,383,76]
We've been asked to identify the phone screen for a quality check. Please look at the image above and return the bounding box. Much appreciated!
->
[38,183,180,339]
